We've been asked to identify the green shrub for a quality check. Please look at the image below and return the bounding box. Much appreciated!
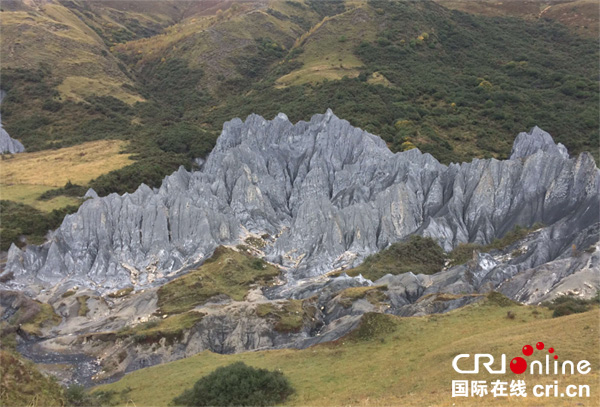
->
[61,290,76,298]
[351,312,397,341]
[171,362,294,406]
[346,235,446,281]
[42,99,62,112]
[545,293,599,318]
[448,243,483,266]
[250,258,266,270]
[448,223,544,267]
[0,200,80,250]
[39,181,87,201]
[255,300,313,333]
[65,384,105,407]
[486,291,520,307]
[306,0,345,16]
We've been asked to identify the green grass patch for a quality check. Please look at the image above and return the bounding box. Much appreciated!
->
[484,291,521,307]
[77,295,90,317]
[0,350,65,407]
[255,300,315,333]
[245,236,267,249]
[447,242,483,267]
[92,298,600,407]
[485,223,543,251]
[107,287,134,298]
[1,292,60,345]
[157,247,281,315]
[116,311,205,345]
[344,235,446,281]
[338,286,388,308]
[543,292,600,318]
[0,184,80,212]
[448,223,543,266]
[61,290,76,298]
[20,303,61,337]
[349,312,397,341]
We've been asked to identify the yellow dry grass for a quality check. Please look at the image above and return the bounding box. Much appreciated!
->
[276,64,361,88]
[0,140,131,209]
[57,76,145,105]
[436,0,598,38]
[1,4,143,104]
[367,71,392,87]
[0,140,131,187]
[276,5,377,87]
[94,302,600,407]
[0,184,79,211]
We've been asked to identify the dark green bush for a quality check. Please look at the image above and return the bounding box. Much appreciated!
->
[38,181,88,201]
[306,0,345,16]
[42,99,62,112]
[250,258,266,270]
[233,38,286,79]
[140,58,210,113]
[171,362,294,407]
[545,293,599,318]
[448,243,483,267]
[65,384,103,407]
[0,201,80,250]
[347,235,446,281]
[154,122,216,158]
[486,291,520,307]
[351,312,397,341]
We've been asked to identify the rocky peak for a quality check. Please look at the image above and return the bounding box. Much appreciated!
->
[510,126,569,160]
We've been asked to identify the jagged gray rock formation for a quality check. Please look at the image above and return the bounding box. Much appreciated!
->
[0,90,25,154]
[83,188,99,200]
[6,224,598,385]
[0,126,24,154]
[510,126,569,160]
[3,110,599,295]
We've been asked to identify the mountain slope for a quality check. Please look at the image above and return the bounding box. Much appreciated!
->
[1,114,597,391]
[0,0,598,270]
[437,0,599,38]
[1,0,597,159]
[0,1,142,104]
[0,350,66,407]
[92,305,600,406]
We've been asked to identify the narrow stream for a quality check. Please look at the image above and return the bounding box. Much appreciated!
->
[17,340,102,387]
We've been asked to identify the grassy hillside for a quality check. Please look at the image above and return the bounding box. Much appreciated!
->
[275,5,378,86]
[112,0,321,95]
[1,140,131,208]
[205,0,598,163]
[157,246,281,314]
[437,0,599,38]
[0,350,66,407]
[0,0,598,251]
[0,140,134,248]
[0,2,142,104]
[93,300,600,406]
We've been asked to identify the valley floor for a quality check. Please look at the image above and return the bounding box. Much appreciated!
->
[94,302,600,406]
